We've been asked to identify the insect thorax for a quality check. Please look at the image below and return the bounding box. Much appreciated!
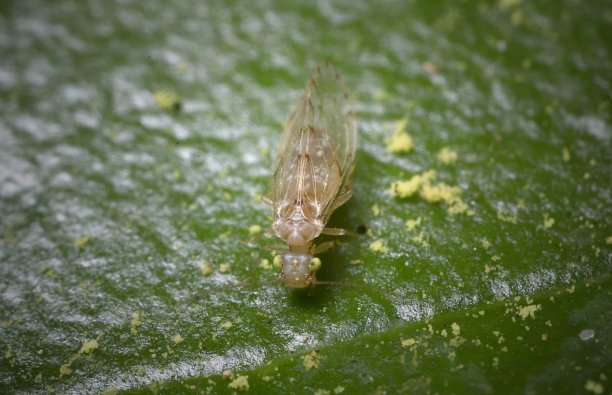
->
[272,205,323,246]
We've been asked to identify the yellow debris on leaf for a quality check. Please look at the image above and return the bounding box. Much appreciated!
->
[369,240,388,254]
[154,90,181,111]
[436,147,458,165]
[405,217,421,231]
[130,311,142,334]
[585,380,604,394]
[451,322,461,336]
[74,235,91,250]
[199,260,213,276]
[401,338,417,348]
[562,147,571,161]
[219,262,230,273]
[172,334,183,344]
[371,203,381,216]
[386,132,413,154]
[303,351,324,371]
[386,118,414,154]
[481,239,491,250]
[497,209,518,224]
[228,375,249,391]
[606,236,612,245]
[390,176,422,198]
[60,363,72,377]
[419,182,461,204]
[543,215,555,229]
[259,258,272,270]
[248,225,262,235]
[79,339,99,354]
[220,321,233,330]
[518,304,541,320]
[411,232,428,247]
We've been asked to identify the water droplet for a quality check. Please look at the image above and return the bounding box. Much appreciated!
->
[579,329,595,341]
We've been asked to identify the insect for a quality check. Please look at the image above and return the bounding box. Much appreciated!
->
[264,62,357,288]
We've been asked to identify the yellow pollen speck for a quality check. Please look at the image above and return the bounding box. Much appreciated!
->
[385,118,413,154]
[248,225,262,235]
[79,339,99,354]
[131,311,142,334]
[451,322,460,336]
[562,148,571,161]
[74,235,91,250]
[606,236,612,245]
[219,262,230,273]
[419,182,460,204]
[441,329,448,337]
[411,232,428,247]
[544,215,555,228]
[518,304,541,320]
[436,147,458,165]
[386,131,414,154]
[154,90,181,111]
[405,217,421,231]
[334,386,345,394]
[172,334,183,344]
[371,203,381,216]
[390,177,422,198]
[228,375,249,391]
[220,321,233,330]
[259,258,272,270]
[585,380,604,394]
[401,338,417,348]
[60,363,72,377]
[199,260,213,276]
[497,209,518,224]
[481,239,491,250]
[369,240,388,254]
[303,351,324,371]
[391,170,471,215]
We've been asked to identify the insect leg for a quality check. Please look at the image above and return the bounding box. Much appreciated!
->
[313,240,340,254]
[263,244,289,251]
[321,227,357,236]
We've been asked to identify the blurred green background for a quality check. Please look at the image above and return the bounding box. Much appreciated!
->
[0,0,610,393]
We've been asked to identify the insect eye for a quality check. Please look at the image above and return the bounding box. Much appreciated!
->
[309,257,322,272]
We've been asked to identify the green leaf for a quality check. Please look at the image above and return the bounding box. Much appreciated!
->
[0,0,610,394]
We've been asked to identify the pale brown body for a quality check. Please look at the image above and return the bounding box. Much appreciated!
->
[265,62,357,288]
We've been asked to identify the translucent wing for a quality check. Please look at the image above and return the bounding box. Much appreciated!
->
[270,62,357,225]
